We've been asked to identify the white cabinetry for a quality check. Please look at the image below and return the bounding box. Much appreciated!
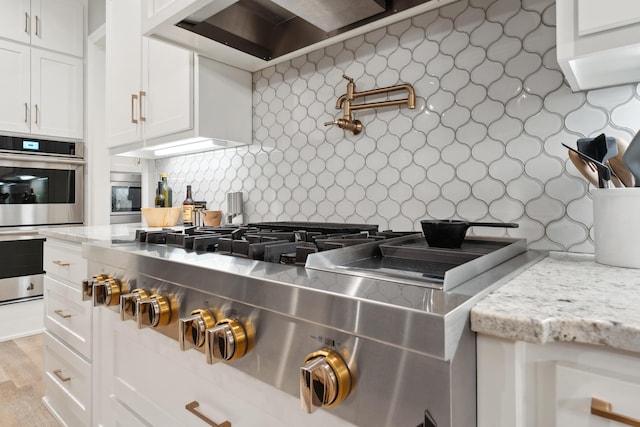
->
[94,308,351,427]
[557,0,640,91]
[42,238,93,426]
[0,0,84,57]
[106,0,251,159]
[477,335,640,427]
[0,0,84,139]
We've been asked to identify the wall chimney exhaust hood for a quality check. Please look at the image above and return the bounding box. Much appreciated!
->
[143,0,459,72]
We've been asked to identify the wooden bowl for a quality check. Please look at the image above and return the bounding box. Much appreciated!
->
[141,207,181,227]
[202,210,222,226]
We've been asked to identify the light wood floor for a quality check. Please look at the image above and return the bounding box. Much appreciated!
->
[0,334,60,426]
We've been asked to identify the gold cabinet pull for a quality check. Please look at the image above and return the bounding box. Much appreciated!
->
[591,398,640,426]
[52,260,70,267]
[24,103,28,123]
[131,94,138,124]
[54,309,71,319]
[35,15,40,37]
[24,12,29,34]
[185,401,231,427]
[34,104,38,124]
[53,369,71,382]
[139,91,146,122]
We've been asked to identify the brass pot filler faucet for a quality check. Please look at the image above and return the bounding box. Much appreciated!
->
[324,74,416,135]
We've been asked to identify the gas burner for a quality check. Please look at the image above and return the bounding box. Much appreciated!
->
[134,222,416,265]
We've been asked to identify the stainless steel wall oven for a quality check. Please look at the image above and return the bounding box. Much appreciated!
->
[110,172,141,224]
[0,136,83,228]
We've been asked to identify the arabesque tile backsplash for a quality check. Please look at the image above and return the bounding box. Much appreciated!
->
[156,0,640,252]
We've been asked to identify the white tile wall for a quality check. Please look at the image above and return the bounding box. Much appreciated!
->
[156,0,640,253]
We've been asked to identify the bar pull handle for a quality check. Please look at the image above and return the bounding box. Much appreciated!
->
[185,401,231,427]
[54,309,71,319]
[35,15,40,37]
[139,91,146,122]
[52,260,70,267]
[24,12,29,34]
[591,397,640,426]
[131,94,138,124]
[53,369,71,382]
[34,104,39,125]
[24,103,28,123]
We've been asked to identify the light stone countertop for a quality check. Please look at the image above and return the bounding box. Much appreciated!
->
[471,252,640,353]
[38,224,144,243]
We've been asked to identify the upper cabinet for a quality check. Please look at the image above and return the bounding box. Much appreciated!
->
[106,0,252,159]
[0,0,84,58]
[0,0,84,140]
[557,0,640,91]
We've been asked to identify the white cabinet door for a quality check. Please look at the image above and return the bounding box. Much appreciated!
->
[106,0,143,147]
[31,0,84,57]
[31,48,83,139]
[0,39,30,134]
[143,37,192,140]
[0,0,31,45]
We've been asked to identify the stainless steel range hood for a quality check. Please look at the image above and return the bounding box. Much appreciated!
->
[144,0,459,72]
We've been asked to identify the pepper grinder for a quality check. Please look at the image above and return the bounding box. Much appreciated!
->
[226,192,244,225]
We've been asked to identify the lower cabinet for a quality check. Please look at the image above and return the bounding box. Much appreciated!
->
[477,335,640,427]
[93,308,348,427]
[42,238,92,426]
[42,331,91,426]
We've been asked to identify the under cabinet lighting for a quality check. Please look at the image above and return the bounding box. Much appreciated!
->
[153,139,216,157]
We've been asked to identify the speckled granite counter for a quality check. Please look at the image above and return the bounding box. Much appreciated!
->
[38,224,143,243]
[471,252,640,353]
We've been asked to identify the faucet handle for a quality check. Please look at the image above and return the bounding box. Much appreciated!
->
[342,74,354,83]
[324,120,339,127]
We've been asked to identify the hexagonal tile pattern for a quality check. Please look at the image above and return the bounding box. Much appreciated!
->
[155,0,640,253]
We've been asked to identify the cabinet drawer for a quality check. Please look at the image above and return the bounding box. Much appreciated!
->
[43,331,91,427]
[44,240,87,286]
[44,275,92,359]
[556,363,640,425]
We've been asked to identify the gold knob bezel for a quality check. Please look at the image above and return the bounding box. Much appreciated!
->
[302,349,352,408]
[149,294,171,327]
[189,309,217,348]
[104,279,122,306]
[215,318,248,361]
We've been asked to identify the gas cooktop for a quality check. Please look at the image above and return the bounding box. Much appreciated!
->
[128,221,527,291]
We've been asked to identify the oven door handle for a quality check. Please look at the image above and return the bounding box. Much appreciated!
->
[0,152,85,165]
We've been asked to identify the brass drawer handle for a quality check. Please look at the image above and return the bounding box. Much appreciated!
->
[139,91,146,122]
[592,397,640,426]
[35,15,40,37]
[54,309,71,319]
[25,12,29,34]
[131,93,138,124]
[53,369,71,382]
[185,401,231,427]
[52,260,70,267]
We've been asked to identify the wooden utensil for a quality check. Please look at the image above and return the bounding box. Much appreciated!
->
[608,137,635,187]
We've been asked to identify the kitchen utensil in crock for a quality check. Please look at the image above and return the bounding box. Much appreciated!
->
[420,219,519,249]
[607,137,635,187]
[577,133,618,163]
[623,129,640,187]
[563,143,612,188]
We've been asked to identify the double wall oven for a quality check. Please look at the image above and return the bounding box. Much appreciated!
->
[0,135,83,304]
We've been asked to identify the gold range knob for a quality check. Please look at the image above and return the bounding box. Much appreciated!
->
[300,349,352,413]
[120,289,149,321]
[82,274,109,301]
[205,318,253,364]
[93,277,124,307]
[137,294,171,328]
[178,309,217,351]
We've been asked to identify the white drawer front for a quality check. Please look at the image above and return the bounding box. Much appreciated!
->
[44,275,92,359]
[556,363,640,426]
[44,240,87,286]
[43,331,91,427]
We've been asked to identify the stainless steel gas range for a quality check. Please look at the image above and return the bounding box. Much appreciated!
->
[82,222,544,427]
